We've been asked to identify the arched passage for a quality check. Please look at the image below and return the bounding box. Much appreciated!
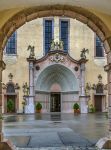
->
[0,4,111,148]
[35,64,79,112]
[36,64,79,91]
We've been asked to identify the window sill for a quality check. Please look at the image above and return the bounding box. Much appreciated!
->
[94,56,105,59]
[4,53,17,57]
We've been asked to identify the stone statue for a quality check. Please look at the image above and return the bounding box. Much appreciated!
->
[59,40,64,50]
[50,39,64,51]
[27,45,35,58]
[80,48,89,59]
[22,82,29,96]
[50,39,55,50]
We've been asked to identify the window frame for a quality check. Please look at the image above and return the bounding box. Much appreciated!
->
[94,34,105,58]
[5,31,17,55]
[59,18,70,52]
[43,18,54,55]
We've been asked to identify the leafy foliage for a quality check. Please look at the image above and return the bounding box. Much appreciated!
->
[7,99,14,112]
[73,103,80,110]
[36,102,42,110]
[89,104,95,113]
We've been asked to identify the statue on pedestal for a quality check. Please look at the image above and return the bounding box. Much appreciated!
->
[80,48,89,59]
[27,45,35,58]
[50,39,64,51]
[22,82,29,96]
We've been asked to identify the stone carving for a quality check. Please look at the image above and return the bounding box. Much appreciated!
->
[22,82,29,96]
[85,82,91,95]
[50,39,64,51]
[27,45,35,58]
[98,74,102,83]
[50,53,65,63]
[8,73,13,81]
[80,48,89,59]
[91,74,107,93]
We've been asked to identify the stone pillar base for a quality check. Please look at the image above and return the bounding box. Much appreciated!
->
[79,95,89,113]
[96,137,111,149]
[25,96,34,113]
[0,139,16,150]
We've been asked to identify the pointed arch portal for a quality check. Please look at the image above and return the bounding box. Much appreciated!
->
[36,64,79,92]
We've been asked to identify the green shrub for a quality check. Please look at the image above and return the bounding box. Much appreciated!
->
[7,99,14,112]
[36,102,42,110]
[73,103,80,110]
[89,104,95,113]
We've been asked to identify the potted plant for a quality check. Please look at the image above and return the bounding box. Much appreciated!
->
[73,103,80,114]
[7,99,14,113]
[36,102,42,113]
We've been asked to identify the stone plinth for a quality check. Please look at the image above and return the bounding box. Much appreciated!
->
[0,139,16,150]
[79,95,89,113]
[25,96,34,113]
[96,137,111,149]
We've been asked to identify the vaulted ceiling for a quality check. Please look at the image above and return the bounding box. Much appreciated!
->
[0,0,111,15]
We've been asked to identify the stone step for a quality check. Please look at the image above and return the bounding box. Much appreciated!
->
[16,146,96,150]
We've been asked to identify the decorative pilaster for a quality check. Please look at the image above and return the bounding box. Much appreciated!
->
[25,58,36,113]
[24,45,36,113]
[79,58,88,113]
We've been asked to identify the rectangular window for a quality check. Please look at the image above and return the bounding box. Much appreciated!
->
[96,35,104,57]
[6,32,17,54]
[44,19,53,54]
[60,20,69,52]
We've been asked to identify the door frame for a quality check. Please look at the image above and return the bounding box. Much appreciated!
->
[94,95,103,112]
[50,92,61,112]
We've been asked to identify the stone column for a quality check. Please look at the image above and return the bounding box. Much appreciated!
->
[104,63,111,133]
[79,58,88,113]
[29,61,34,96]
[96,63,111,149]
[0,61,6,141]
[80,62,86,96]
[25,58,35,113]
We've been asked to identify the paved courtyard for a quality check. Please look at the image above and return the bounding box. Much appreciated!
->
[3,113,108,149]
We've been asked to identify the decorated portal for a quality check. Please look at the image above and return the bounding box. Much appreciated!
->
[24,42,89,113]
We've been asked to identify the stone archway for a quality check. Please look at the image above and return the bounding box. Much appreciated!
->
[0,4,111,148]
[35,64,79,113]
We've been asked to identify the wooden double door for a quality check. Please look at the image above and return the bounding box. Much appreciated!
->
[94,95,102,112]
[50,93,61,112]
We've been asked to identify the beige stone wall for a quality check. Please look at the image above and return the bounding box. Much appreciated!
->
[2,17,107,112]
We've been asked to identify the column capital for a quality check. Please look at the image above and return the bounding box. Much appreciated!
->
[79,58,88,64]
[104,63,111,72]
[27,57,36,62]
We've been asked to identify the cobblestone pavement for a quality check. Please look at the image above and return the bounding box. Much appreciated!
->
[3,113,108,149]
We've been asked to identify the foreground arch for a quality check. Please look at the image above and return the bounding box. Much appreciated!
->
[0,4,111,149]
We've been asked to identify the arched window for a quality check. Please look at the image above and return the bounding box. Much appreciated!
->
[95,35,104,57]
[6,83,15,93]
[6,32,17,54]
